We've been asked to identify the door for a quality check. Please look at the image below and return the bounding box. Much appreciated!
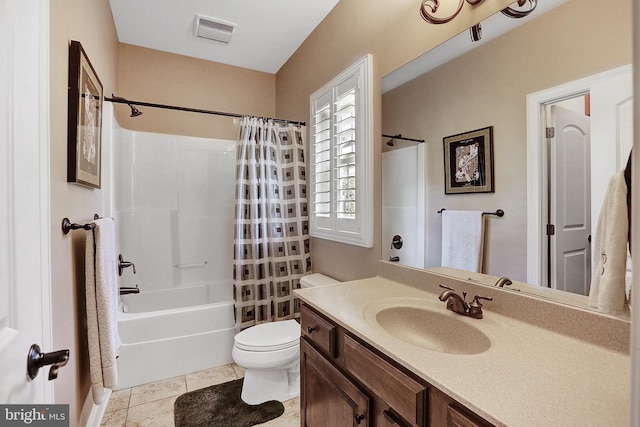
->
[549,105,591,294]
[589,68,633,295]
[0,0,52,404]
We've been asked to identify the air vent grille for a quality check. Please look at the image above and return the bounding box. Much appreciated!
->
[195,15,236,44]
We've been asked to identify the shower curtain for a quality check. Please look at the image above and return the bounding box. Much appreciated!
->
[233,117,311,330]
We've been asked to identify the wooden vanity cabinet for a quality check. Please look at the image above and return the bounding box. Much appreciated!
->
[301,339,370,427]
[300,304,494,427]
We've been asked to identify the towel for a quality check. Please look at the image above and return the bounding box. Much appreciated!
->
[589,171,630,316]
[85,217,121,404]
[441,210,485,273]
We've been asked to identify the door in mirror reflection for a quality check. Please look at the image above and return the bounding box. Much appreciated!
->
[548,104,591,294]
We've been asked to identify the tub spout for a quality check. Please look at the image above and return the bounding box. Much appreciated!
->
[119,285,140,295]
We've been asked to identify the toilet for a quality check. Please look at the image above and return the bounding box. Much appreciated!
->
[232,273,339,404]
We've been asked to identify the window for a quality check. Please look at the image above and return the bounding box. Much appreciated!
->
[309,54,373,247]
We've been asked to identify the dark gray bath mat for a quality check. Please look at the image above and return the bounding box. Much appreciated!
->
[174,378,284,427]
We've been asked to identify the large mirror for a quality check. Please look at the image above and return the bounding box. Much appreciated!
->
[381,0,632,319]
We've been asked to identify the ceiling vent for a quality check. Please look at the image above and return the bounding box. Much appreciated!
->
[194,15,236,44]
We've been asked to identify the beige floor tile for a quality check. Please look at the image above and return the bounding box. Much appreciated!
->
[101,408,127,427]
[125,395,178,427]
[129,376,186,407]
[106,388,131,413]
[185,364,238,391]
[257,396,300,427]
[103,364,301,426]
[231,363,246,378]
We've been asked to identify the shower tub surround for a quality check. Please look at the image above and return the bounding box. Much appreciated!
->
[112,125,237,389]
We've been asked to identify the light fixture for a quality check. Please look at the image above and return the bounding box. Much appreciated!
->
[420,0,537,41]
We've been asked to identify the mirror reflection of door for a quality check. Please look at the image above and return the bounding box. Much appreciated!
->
[546,103,591,294]
[543,68,633,296]
[590,70,634,297]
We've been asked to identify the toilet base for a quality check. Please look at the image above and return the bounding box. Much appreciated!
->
[240,364,300,405]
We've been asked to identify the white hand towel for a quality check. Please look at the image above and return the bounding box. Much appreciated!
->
[441,210,485,273]
[85,217,121,404]
[589,171,630,316]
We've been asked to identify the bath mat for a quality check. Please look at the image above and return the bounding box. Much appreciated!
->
[174,378,285,427]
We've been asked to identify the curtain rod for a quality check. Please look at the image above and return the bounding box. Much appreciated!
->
[104,95,306,126]
[382,133,425,143]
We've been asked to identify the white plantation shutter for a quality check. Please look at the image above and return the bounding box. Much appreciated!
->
[309,55,373,247]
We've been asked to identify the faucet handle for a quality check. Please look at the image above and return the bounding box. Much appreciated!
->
[468,295,493,319]
[439,284,455,291]
[469,295,493,308]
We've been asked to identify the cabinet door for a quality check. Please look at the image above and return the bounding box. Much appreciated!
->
[301,338,370,427]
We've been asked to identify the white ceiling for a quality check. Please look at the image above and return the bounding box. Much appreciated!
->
[108,0,340,74]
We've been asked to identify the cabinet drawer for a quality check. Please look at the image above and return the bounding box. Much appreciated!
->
[447,405,493,427]
[344,334,428,427]
[301,305,337,358]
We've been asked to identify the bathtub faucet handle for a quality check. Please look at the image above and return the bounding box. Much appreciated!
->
[118,254,136,276]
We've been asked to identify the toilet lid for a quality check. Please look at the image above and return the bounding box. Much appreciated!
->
[234,319,300,352]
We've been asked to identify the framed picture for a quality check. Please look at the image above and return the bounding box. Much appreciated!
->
[67,40,103,188]
[443,126,494,194]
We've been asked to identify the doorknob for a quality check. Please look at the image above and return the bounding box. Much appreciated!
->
[27,344,70,381]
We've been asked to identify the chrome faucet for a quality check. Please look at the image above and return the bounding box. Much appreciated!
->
[438,285,493,319]
[494,277,513,287]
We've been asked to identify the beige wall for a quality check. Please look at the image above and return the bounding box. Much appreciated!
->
[49,5,275,423]
[276,0,514,281]
[50,1,119,425]
[382,0,631,281]
[116,44,276,140]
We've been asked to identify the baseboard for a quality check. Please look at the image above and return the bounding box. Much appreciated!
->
[79,388,112,427]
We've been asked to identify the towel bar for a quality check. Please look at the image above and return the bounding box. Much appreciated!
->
[61,214,102,235]
[437,208,504,217]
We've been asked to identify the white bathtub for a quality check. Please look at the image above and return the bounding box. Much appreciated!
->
[115,283,235,389]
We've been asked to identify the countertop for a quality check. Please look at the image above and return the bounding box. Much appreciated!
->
[294,275,630,427]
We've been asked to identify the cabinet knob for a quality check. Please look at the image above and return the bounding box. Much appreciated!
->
[307,326,315,334]
[353,413,364,424]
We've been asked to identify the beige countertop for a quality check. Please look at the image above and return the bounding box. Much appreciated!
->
[295,275,630,427]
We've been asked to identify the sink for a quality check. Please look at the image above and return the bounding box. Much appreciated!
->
[366,303,491,355]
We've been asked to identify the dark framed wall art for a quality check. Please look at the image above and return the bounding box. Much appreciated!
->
[67,40,103,188]
[443,126,494,194]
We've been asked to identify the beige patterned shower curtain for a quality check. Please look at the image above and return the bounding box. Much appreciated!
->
[233,117,311,331]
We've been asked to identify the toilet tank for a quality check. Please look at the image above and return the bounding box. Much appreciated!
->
[300,273,339,288]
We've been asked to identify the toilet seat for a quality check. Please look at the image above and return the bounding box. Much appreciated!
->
[234,319,300,352]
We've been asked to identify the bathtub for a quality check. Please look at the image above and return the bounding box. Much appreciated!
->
[115,283,235,389]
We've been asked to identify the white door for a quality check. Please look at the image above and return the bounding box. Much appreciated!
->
[0,0,53,404]
[549,105,591,294]
[589,68,633,294]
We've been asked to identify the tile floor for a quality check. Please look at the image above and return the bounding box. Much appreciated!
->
[101,363,300,427]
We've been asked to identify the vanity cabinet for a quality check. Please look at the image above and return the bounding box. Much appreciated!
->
[300,304,494,427]
[301,339,370,426]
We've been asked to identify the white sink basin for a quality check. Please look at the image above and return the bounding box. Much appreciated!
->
[364,299,491,355]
